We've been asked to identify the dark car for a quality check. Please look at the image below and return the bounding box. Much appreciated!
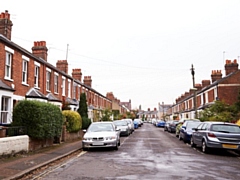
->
[168,120,179,133]
[191,121,240,154]
[179,121,202,143]
[176,119,200,137]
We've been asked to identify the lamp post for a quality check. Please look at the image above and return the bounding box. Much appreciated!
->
[191,64,197,118]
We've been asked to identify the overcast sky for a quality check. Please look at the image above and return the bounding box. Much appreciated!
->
[2,0,240,110]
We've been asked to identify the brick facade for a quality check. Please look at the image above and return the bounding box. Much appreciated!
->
[171,59,240,119]
[0,10,113,124]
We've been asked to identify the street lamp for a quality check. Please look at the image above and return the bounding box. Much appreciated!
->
[190,64,197,118]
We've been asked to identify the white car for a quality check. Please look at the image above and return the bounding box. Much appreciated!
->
[82,122,120,151]
[124,119,134,133]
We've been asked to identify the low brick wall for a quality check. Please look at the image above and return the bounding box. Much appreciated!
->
[0,135,29,156]
[29,138,54,151]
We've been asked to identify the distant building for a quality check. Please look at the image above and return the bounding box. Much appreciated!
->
[168,59,240,120]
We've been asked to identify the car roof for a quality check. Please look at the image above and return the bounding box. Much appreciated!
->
[92,121,114,124]
[202,121,237,125]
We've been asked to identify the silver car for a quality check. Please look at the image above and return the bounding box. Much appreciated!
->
[113,120,131,136]
[82,122,120,151]
[124,119,134,134]
[191,121,240,154]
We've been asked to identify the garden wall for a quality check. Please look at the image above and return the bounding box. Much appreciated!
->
[0,135,29,156]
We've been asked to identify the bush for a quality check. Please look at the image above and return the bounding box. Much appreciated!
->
[12,100,63,139]
[62,110,82,132]
[82,117,92,129]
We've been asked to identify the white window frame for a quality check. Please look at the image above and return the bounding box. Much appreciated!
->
[34,65,40,88]
[68,80,71,98]
[0,96,11,124]
[46,70,51,92]
[54,72,59,94]
[5,51,12,80]
[22,58,28,84]
[62,77,66,96]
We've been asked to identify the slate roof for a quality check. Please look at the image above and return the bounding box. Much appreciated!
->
[46,93,62,102]
[66,97,78,106]
[25,88,48,100]
[0,80,15,91]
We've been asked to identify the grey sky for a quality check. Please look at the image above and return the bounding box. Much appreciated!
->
[2,0,240,110]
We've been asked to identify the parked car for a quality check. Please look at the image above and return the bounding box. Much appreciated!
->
[164,121,171,131]
[82,122,120,151]
[134,119,142,127]
[151,118,157,125]
[113,120,131,136]
[124,119,134,133]
[156,120,166,128]
[176,119,200,137]
[191,121,240,154]
[179,121,202,143]
[168,120,179,133]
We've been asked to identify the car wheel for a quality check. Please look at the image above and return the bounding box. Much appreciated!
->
[190,137,196,148]
[118,139,121,146]
[202,140,209,153]
[114,142,119,150]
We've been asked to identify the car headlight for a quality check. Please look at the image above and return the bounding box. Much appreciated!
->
[83,137,92,141]
[105,136,117,140]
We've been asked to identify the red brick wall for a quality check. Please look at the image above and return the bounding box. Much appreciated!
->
[0,43,4,78]
[208,89,215,102]
[218,86,240,105]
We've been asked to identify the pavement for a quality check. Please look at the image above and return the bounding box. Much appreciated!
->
[0,139,82,180]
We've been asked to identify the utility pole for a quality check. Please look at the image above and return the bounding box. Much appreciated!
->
[66,44,69,60]
[191,64,197,118]
[162,102,165,120]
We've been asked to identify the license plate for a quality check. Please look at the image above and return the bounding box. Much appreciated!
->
[222,144,238,149]
[92,142,104,146]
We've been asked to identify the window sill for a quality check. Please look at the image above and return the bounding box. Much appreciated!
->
[4,77,13,82]
[22,83,29,86]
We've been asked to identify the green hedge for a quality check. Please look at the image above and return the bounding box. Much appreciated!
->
[12,100,64,139]
[62,110,82,132]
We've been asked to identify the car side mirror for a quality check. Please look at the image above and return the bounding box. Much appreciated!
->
[83,129,87,133]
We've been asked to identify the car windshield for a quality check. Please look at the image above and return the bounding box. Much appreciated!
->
[88,123,114,132]
[114,120,128,126]
[211,124,240,133]
[186,122,202,130]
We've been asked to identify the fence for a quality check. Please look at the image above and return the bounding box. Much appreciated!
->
[6,126,27,137]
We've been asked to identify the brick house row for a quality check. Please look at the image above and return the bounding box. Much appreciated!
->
[167,59,240,120]
[0,10,130,125]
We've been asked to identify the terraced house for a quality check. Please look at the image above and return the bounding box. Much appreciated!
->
[168,59,240,120]
[0,10,126,125]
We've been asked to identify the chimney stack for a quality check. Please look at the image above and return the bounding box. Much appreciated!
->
[72,68,82,82]
[106,92,114,100]
[225,59,238,76]
[211,70,222,83]
[0,10,13,40]
[32,41,48,61]
[56,60,68,74]
[83,76,92,87]
[202,80,211,88]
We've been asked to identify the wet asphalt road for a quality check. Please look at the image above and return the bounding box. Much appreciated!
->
[40,123,240,180]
